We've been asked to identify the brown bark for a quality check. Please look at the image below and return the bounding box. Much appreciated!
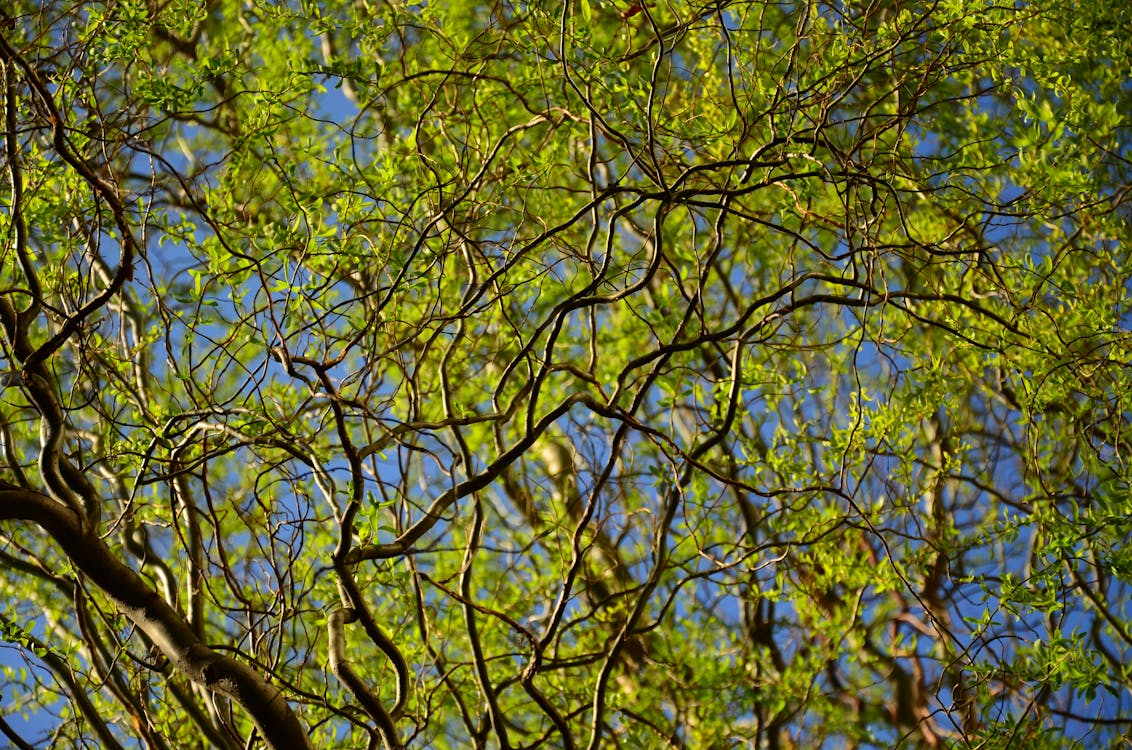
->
[0,481,314,750]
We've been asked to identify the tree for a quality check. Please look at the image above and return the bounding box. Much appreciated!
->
[1,0,1129,747]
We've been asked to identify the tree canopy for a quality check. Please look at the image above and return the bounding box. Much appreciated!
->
[1,0,1130,747]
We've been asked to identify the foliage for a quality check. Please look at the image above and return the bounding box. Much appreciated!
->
[1,0,1130,747]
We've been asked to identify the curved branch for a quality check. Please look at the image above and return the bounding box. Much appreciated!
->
[0,612,127,750]
[327,607,399,749]
[0,482,313,750]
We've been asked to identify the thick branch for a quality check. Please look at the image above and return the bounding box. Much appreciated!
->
[0,482,313,750]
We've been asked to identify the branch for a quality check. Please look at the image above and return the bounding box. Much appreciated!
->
[0,482,313,750]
